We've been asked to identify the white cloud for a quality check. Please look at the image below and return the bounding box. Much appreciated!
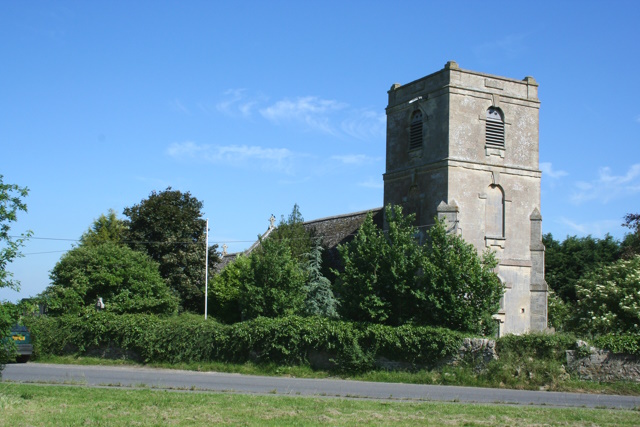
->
[635,114,640,123]
[341,110,386,141]
[166,141,296,174]
[260,96,347,134]
[571,163,640,204]
[216,89,260,117]
[331,154,379,166]
[540,162,568,179]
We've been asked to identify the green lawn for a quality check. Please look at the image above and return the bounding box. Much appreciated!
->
[0,383,638,426]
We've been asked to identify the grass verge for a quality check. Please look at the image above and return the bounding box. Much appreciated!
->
[0,383,638,426]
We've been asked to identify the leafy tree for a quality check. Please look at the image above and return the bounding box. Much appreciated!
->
[79,209,127,247]
[334,205,429,326]
[302,240,339,319]
[335,205,502,334]
[0,176,31,371]
[0,175,32,291]
[270,203,313,261]
[208,255,251,324]
[123,188,219,313]
[621,213,640,259]
[571,255,640,335]
[417,219,503,335]
[543,233,621,304]
[42,242,178,316]
[239,235,306,320]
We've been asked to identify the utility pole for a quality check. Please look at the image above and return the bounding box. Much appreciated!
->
[204,218,209,320]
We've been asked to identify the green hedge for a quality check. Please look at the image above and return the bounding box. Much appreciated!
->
[23,314,466,373]
[496,332,578,361]
[593,333,640,355]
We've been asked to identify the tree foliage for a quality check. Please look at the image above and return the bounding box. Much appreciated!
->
[79,209,127,247]
[208,255,251,324]
[335,205,423,325]
[123,188,218,313]
[418,220,502,335]
[269,203,313,261]
[238,235,307,320]
[0,175,31,371]
[334,205,502,334]
[571,255,640,335]
[543,233,621,304]
[302,240,339,319]
[42,242,178,316]
[0,175,32,291]
[621,213,640,259]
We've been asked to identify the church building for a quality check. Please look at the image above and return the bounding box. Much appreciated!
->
[222,61,548,335]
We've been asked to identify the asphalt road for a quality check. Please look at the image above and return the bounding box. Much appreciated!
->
[3,363,640,409]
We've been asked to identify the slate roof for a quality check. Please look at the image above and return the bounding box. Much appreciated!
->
[215,207,384,273]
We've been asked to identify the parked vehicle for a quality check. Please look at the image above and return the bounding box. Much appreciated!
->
[8,325,32,363]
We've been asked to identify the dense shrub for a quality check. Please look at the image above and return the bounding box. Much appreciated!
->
[23,314,465,373]
[593,333,640,356]
[496,332,578,361]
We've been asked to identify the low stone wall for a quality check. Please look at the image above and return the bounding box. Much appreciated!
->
[566,341,640,382]
[308,338,498,372]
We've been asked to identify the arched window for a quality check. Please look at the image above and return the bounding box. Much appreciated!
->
[486,107,504,148]
[486,184,505,238]
[409,110,423,151]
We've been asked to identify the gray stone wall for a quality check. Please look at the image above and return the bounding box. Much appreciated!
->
[567,342,640,382]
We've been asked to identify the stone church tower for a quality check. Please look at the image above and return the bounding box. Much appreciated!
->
[383,61,547,335]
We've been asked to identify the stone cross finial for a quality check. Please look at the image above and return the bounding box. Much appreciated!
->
[269,214,276,229]
[95,297,105,311]
[222,243,228,256]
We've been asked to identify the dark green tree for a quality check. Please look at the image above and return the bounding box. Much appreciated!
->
[417,219,503,335]
[270,203,313,261]
[239,235,306,320]
[41,242,179,316]
[334,205,426,325]
[123,188,219,313]
[208,254,251,324]
[302,240,339,319]
[79,209,127,247]
[543,233,621,304]
[621,213,640,259]
[0,175,31,371]
[335,205,502,334]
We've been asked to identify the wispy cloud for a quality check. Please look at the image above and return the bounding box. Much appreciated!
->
[540,162,568,179]
[216,90,384,141]
[341,110,386,141]
[166,141,296,174]
[635,114,640,124]
[571,163,640,204]
[260,96,347,134]
[170,99,189,114]
[331,154,379,166]
[216,89,261,117]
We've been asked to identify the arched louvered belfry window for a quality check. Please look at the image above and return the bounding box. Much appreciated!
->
[486,107,504,148]
[409,110,423,151]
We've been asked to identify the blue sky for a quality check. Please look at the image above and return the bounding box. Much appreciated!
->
[1,1,639,302]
